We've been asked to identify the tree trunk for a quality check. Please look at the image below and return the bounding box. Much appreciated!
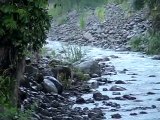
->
[0,47,25,107]
[13,57,25,107]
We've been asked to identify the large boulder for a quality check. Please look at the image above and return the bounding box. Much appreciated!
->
[74,59,101,77]
[43,76,63,94]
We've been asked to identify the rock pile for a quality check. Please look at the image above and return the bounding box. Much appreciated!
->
[49,3,151,51]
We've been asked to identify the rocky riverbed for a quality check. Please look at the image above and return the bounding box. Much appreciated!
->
[46,40,160,120]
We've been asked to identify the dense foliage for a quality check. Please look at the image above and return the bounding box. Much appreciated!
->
[0,0,50,113]
[0,0,50,62]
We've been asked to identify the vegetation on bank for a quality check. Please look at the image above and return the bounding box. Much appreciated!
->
[130,0,160,54]
[130,32,160,54]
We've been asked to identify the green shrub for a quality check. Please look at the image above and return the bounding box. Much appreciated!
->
[130,32,160,54]
[0,106,33,120]
[95,6,106,23]
[79,14,86,29]
[130,35,145,51]
[147,32,160,54]
[0,76,14,107]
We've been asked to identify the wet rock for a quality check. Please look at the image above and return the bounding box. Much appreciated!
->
[110,109,119,112]
[74,59,101,76]
[148,75,156,77]
[103,95,110,100]
[147,92,156,95]
[152,55,160,60]
[104,102,120,108]
[109,85,126,91]
[110,55,119,58]
[43,76,63,94]
[123,95,136,100]
[156,98,160,101]
[127,73,138,75]
[51,100,61,108]
[119,69,128,74]
[93,91,109,101]
[151,105,156,109]
[139,111,148,114]
[76,97,86,104]
[91,74,99,78]
[111,113,121,119]
[115,80,126,84]
[113,97,125,100]
[130,113,138,116]
[102,88,108,91]
[93,91,103,101]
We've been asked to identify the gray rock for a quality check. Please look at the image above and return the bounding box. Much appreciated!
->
[109,85,126,91]
[103,88,108,91]
[76,97,86,104]
[130,113,137,116]
[152,55,160,60]
[93,91,109,101]
[93,91,103,101]
[139,111,148,114]
[111,113,121,119]
[43,76,63,94]
[115,80,126,84]
[123,95,136,100]
[74,59,101,76]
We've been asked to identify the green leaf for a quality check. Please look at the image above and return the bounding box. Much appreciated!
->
[0,4,16,13]
[2,17,17,29]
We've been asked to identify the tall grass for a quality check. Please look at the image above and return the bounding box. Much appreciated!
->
[62,45,85,63]
[79,13,86,29]
[95,6,106,23]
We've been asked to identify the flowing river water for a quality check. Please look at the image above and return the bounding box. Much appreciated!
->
[45,38,160,120]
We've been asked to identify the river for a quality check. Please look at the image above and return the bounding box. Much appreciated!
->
[45,38,160,120]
